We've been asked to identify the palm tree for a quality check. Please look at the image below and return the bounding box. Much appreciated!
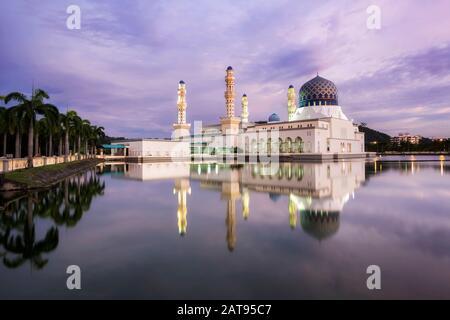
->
[71,115,83,159]
[40,107,59,156]
[60,110,80,162]
[0,104,7,157]
[4,89,58,167]
[8,106,24,158]
[90,125,105,155]
[81,119,91,156]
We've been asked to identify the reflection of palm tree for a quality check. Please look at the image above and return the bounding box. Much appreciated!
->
[2,196,59,269]
[0,168,105,270]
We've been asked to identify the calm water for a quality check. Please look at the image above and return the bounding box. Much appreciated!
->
[1,159,450,299]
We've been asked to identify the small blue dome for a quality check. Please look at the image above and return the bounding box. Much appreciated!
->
[227,66,233,71]
[179,80,185,84]
[268,113,281,122]
[269,193,281,202]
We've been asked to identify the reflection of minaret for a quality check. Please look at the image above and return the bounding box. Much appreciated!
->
[226,200,236,251]
[287,85,296,122]
[241,94,249,124]
[173,178,191,236]
[221,180,240,252]
[173,80,191,139]
[288,195,298,229]
[241,187,250,220]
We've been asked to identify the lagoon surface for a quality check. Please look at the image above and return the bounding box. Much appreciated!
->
[1,159,450,299]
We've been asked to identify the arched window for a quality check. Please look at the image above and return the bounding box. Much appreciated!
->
[286,137,293,153]
[294,137,303,153]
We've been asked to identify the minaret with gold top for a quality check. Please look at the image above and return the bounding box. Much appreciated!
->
[241,94,249,124]
[220,66,241,136]
[173,80,191,139]
[287,85,296,122]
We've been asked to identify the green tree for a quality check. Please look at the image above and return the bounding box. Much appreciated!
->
[59,110,80,162]
[89,125,105,155]
[0,104,7,157]
[4,89,58,167]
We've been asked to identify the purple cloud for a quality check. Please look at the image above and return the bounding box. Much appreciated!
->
[1,0,450,137]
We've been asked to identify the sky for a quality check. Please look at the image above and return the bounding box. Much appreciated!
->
[1,0,450,138]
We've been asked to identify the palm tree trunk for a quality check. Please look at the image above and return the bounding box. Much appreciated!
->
[15,131,20,158]
[28,119,34,168]
[58,138,62,156]
[2,133,6,156]
[49,133,53,156]
[78,135,81,160]
[34,133,39,156]
[85,141,88,157]
[65,130,69,162]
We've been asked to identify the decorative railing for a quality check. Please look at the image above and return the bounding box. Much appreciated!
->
[0,154,96,173]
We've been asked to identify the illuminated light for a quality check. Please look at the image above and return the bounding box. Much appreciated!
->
[439,155,445,161]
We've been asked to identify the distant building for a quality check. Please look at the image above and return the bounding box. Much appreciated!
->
[391,133,422,145]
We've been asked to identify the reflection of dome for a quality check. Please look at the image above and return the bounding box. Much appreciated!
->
[268,113,281,122]
[300,210,340,241]
[299,75,338,107]
[269,193,281,202]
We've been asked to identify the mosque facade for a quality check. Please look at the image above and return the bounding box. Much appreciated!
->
[174,66,366,160]
[111,66,366,161]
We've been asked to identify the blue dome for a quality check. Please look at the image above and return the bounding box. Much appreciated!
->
[227,66,233,71]
[179,80,185,84]
[299,75,338,107]
[269,193,281,202]
[268,113,281,122]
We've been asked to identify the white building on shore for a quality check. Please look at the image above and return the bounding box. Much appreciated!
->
[110,66,366,161]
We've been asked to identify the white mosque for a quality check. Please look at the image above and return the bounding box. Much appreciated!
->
[111,66,366,161]
[176,66,366,161]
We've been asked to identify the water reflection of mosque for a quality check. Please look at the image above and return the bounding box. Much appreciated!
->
[112,160,366,251]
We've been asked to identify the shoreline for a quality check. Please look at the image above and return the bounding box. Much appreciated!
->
[0,158,104,192]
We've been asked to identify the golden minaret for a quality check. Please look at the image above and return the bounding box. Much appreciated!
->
[220,66,241,136]
[241,94,249,124]
[287,85,296,122]
[177,80,187,124]
[225,66,235,118]
[173,80,191,139]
